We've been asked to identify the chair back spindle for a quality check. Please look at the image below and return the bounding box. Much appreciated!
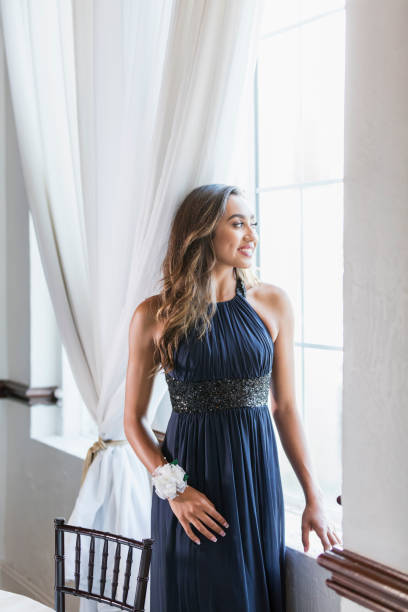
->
[88,535,95,593]
[100,537,109,597]
[111,541,121,600]
[122,545,133,603]
[74,533,81,591]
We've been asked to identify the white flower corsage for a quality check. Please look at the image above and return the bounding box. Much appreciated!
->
[151,459,189,500]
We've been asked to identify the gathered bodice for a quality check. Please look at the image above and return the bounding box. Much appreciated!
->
[166,278,274,383]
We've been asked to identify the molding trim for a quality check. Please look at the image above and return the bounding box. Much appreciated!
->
[0,559,54,608]
[317,547,408,611]
[0,380,58,405]
[0,379,166,443]
[26,386,59,405]
[0,380,30,403]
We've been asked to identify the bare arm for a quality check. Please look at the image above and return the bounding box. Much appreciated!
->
[270,289,322,504]
[123,298,167,474]
[123,298,229,546]
[269,288,341,552]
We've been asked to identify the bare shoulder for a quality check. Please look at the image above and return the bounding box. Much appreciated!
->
[248,281,289,308]
[246,281,293,341]
[129,294,163,346]
[258,282,292,315]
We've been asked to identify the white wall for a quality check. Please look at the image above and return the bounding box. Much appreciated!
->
[0,10,7,570]
[0,399,82,612]
[342,0,408,609]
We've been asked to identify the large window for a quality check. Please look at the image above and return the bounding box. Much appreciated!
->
[255,2,345,524]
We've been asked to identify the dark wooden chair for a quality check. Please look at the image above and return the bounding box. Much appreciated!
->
[54,517,154,611]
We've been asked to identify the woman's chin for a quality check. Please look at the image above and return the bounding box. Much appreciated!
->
[236,257,253,268]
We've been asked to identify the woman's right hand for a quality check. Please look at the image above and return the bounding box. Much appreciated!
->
[168,485,229,545]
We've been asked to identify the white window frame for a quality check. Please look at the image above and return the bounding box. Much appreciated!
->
[253,4,345,536]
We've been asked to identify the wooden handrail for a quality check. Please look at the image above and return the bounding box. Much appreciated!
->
[318,547,408,611]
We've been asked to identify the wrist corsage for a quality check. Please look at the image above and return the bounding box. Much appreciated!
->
[151,459,189,500]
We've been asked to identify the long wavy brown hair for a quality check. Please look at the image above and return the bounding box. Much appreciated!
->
[151,184,260,377]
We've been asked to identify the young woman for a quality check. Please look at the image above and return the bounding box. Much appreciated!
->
[124,184,341,611]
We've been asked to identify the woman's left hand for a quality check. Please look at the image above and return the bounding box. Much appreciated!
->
[301,499,342,553]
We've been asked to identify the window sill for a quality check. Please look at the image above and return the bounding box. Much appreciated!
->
[32,433,95,460]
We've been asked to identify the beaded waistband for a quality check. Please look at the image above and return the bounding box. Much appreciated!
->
[165,372,271,413]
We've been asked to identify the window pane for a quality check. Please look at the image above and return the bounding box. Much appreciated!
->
[260,1,301,36]
[303,183,343,346]
[257,29,301,187]
[304,346,342,513]
[257,9,345,187]
[300,0,345,20]
[260,0,345,36]
[259,190,302,344]
[299,11,345,183]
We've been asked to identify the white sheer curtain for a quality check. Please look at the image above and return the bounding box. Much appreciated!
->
[0,0,265,609]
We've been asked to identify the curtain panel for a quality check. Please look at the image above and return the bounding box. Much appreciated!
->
[0,0,265,609]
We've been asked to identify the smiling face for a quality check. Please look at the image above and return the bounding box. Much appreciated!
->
[212,194,258,268]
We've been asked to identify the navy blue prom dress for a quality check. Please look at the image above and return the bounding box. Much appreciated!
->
[150,277,286,611]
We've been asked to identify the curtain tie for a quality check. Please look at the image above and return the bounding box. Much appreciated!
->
[80,437,128,486]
